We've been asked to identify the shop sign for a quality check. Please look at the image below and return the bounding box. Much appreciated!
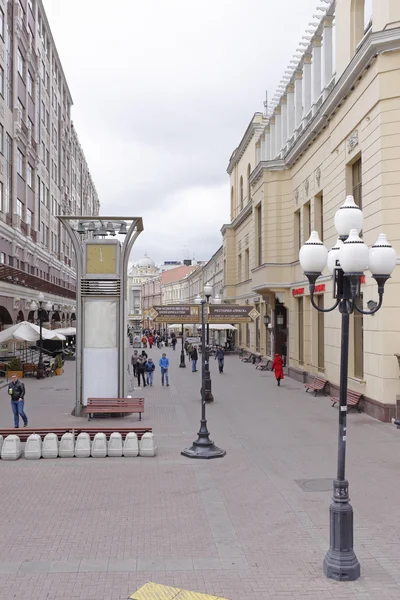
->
[314,284,325,293]
[360,275,365,284]
[149,305,200,323]
[208,305,259,324]
[292,287,304,297]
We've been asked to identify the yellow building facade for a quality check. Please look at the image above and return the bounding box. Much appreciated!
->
[222,0,400,421]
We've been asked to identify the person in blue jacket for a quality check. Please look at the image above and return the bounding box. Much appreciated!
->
[159,353,169,386]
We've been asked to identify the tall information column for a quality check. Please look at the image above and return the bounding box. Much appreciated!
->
[82,240,121,404]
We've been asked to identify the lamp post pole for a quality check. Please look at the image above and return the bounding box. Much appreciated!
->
[299,195,397,582]
[203,288,213,402]
[181,297,226,459]
[179,324,186,368]
[36,293,45,379]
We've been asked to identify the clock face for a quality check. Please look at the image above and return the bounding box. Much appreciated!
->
[86,244,117,275]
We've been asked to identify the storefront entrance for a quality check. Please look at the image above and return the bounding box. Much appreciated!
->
[274,299,287,362]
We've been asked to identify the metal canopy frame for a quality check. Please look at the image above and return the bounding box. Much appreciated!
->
[58,216,144,414]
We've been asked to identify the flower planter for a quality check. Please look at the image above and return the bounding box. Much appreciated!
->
[7,370,23,380]
[54,368,64,376]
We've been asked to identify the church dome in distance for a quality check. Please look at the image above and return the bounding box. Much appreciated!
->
[135,253,156,268]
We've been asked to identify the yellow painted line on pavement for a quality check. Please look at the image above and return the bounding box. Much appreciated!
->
[129,582,229,600]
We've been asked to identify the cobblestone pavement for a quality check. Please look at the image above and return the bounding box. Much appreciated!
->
[1,347,400,599]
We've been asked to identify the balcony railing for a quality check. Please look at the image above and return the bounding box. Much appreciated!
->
[0,265,76,299]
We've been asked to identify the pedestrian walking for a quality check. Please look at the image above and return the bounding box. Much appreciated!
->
[8,374,28,428]
[145,357,155,386]
[159,353,169,386]
[215,346,225,373]
[187,342,193,358]
[136,355,147,387]
[272,353,284,386]
[172,336,177,351]
[131,350,139,377]
[142,334,147,348]
[148,334,153,349]
[191,346,198,372]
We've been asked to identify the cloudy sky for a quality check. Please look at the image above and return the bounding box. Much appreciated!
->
[44,0,320,264]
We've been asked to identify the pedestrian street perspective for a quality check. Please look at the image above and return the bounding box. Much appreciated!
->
[2,0,400,599]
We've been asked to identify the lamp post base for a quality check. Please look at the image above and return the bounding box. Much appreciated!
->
[323,480,361,581]
[181,426,226,459]
[36,361,45,380]
[179,350,186,368]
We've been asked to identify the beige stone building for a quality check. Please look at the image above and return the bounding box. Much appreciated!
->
[222,0,400,421]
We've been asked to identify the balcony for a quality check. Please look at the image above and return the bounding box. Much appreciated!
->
[0,265,76,299]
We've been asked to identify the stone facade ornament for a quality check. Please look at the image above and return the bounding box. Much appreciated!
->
[315,167,321,188]
[304,178,309,196]
[347,130,359,153]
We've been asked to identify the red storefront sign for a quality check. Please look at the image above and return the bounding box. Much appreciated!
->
[292,287,304,297]
[315,284,325,293]
[360,275,365,284]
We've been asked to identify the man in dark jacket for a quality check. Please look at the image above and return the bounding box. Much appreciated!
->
[191,346,198,372]
[215,346,225,374]
[8,374,28,428]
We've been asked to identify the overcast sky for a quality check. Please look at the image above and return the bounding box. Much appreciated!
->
[44,0,319,264]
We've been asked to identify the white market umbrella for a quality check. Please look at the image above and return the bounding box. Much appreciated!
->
[53,327,76,336]
[208,324,237,331]
[0,321,66,344]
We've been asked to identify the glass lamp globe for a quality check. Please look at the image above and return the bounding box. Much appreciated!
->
[30,301,38,311]
[368,233,397,275]
[213,294,222,304]
[194,294,202,304]
[334,195,363,237]
[38,292,45,303]
[327,238,344,274]
[45,301,52,311]
[204,282,213,297]
[299,231,328,273]
[338,229,369,274]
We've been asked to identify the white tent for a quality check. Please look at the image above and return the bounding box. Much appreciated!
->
[0,321,66,344]
[208,324,237,331]
[53,327,76,336]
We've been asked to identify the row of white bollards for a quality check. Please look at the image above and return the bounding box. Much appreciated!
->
[0,432,156,460]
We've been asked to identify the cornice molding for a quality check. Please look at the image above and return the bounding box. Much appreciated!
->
[221,201,253,235]
[227,114,266,175]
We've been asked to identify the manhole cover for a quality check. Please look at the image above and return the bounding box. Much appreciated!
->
[295,478,332,492]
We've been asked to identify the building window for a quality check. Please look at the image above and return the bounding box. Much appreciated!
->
[0,66,3,97]
[27,163,33,188]
[28,0,34,15]
[294,210,301,252]
[298,297,304,365]
[244,249,249,280]
[17,49,24,78]
[27,71,33,96]
[246,323,250,347]
[0,253,5,264]
[17,149,24,177]
[0,8,4,40]
[240,176,243,211]
[26,209,32,227]
[256,204,262,266]
[238,253,242,282]
[16,199,23,218]
[314,194,323,241]
[352,158,362,209]
[317,295,325,370]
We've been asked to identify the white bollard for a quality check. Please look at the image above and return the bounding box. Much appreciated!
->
[108,432,123,457]
[1,435,22,460]
[42,433,59,458]
[0,435,3,455]
[139,432,156,457]
[24,434,42,460]
[59,433,75,458]
[123,432,139,457]
[75,432,91,458]
[91,432,107,458]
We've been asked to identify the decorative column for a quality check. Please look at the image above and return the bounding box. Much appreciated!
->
[287,84,295,138]
[312,36,322,104]
[295,71,303,129]
[323,16,334,89]
[260,134,265,162]
[275,108,282,156]
[265,127,271,160]
[302,53,312,119]
[256,142,260,164]
[269,119,276,159]
[281,96,288,145]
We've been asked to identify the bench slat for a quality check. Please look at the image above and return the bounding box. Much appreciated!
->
[305,377,328,396]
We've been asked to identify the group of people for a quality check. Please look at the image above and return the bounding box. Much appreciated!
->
[131,350,170,387]
[129,328,178,350]
[184,341,225,374]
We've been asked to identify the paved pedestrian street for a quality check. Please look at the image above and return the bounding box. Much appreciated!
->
[1,350,400,600]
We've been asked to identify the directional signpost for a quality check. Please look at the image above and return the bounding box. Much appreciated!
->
[149,305,200,324]
[208,304,259,324]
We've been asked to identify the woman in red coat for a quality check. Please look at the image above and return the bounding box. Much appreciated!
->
[272,353,284,386]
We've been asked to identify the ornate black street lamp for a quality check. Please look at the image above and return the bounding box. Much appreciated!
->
[179,324,186,368]
[181,283,226,460]
[31,293,52,379]
[299,195,397,582]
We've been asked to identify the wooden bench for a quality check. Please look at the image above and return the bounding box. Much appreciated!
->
[241,352,252,362]
[256,359,272,371]
[330,390,363,413]
[0,427,152,443]
[305,376,329,396]
[85,398,145,421]
[23,364,37,377]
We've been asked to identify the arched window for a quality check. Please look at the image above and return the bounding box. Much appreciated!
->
[247,164,251,203]
[240,176,244,211]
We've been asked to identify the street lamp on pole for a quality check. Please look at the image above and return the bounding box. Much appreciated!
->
[299,195,397,582]
[31,292,45,379]
[179,323,186,368]
[181,283,226,460]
